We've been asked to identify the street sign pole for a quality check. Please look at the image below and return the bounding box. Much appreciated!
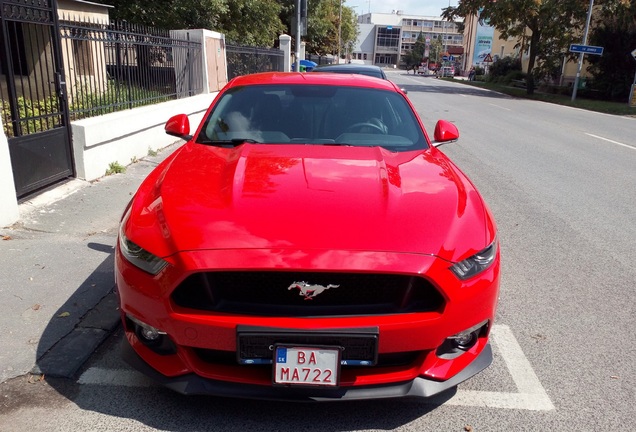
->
[294,0,301,73]
[572,0,595,101]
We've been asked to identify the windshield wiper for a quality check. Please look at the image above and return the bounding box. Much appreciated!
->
[196,138,260,146]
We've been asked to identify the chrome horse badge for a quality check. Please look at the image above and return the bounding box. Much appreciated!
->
[288,281,339,300]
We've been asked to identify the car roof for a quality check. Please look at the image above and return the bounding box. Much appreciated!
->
[311,63,387,79]
[226,72,398,91]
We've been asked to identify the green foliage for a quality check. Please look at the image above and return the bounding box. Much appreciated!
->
[95,0,285,46]
[444,0,588,94]
[105,161,126,175]
[1,81,168,137]
[403,33,427,69]
[459,79,636,116]
[587,0,636,101]
[147,147,158,157]
[290,0,358,56]
[488,57,522,81]
[1,97,58,137]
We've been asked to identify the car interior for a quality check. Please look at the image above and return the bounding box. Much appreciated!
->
[198,85,427,151]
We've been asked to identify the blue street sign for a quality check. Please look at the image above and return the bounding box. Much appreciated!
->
[569,44,604,55]
[442,55,449,61]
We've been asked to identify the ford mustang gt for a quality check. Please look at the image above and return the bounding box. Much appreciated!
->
[116,72,500,401]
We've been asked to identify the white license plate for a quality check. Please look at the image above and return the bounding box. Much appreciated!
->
[273,345,340,387]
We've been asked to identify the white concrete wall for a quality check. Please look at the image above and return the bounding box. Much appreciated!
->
[0,117,19,227]
[71,93,216,181]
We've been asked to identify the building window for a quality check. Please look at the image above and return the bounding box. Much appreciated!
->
[376,27,400,49]
[363,53,367,60]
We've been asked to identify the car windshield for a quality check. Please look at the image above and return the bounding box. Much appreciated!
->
[196,84,428,151]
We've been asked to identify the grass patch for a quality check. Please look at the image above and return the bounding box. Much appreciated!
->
[457,80,635,116]
[105,161,126,176]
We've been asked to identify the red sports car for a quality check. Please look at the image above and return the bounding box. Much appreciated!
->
[116,72,500,401]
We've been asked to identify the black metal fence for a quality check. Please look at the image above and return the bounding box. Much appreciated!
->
[58,17,204,120]
[306,54,335,66]
[226,44,284,80]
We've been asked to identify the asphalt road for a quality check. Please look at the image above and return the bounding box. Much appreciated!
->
[1,70,634,431]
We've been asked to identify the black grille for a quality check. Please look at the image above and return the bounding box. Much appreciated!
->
[171,271,444,316]
[238,328,378,364]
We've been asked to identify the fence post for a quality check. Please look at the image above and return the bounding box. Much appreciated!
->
[279,34,291,72]
[0,115,19,227]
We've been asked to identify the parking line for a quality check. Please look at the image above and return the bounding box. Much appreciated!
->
[447,325,554,411]
[77,325,554,411]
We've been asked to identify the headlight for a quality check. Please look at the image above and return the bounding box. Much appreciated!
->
[450,239,498,280]
[118,222,168,275]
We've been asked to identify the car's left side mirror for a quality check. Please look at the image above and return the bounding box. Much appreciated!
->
[432,120,459,147]
[165,114,193,141]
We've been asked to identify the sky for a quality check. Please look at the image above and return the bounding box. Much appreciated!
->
[344,0,458,18]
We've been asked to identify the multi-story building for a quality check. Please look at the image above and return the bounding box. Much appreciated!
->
[352,11,463,69]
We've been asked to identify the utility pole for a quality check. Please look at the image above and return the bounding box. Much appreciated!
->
[337,0,342,64]
[572,0,594,101]
[295,0,301,72]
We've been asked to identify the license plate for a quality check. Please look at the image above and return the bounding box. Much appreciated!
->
[273,345,340,387]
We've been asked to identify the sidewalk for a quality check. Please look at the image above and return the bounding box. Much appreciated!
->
[0,142,181,383]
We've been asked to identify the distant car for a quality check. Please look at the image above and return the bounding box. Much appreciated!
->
[116,72,500,401]
[438,66,455,78]
[312,63,408,93]
[311,63,387,80]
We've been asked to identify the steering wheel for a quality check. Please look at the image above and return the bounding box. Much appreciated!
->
[345,118,388,134]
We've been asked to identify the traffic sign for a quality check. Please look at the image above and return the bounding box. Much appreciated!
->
[569,44,604,55]
[631,48,636,61]
[483,53,493,63]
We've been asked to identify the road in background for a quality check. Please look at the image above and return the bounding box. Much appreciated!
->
[1,70,634,431]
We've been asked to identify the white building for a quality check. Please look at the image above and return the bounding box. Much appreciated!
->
[351,11,464,68]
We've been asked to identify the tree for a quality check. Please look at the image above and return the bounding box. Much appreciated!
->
[96,0,285,46]
[587,0,636,100]
[442,0,590,94]
[403,32,426,72]
[280,0,358,57]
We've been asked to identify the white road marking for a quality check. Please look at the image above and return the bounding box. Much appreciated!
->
[77,325,554,411]
[448,325,555,411]
[488,103,512,111]
[585,133,635,151]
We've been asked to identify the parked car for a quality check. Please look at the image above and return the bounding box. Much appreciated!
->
[312,63,409,93]
[116,72,500,401]
[311,63,387,79]
[438,66,455,78]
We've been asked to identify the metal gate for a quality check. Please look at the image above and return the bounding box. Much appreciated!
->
[0,0,74,199]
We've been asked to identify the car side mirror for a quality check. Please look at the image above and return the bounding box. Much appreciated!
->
[432,120,459,147]
[165,114,192,141]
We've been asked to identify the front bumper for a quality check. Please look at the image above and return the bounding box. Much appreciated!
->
[123,337,492,401]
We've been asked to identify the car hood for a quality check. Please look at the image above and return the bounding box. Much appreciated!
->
[128,143,490,263]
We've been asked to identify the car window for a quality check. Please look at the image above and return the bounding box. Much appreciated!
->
[198,85,428,151]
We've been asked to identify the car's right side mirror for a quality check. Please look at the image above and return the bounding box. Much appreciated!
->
[432,120,459,147]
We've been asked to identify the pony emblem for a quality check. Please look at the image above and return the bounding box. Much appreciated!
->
[288,281,339,300]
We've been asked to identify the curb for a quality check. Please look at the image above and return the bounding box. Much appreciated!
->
[32,289,121,378]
